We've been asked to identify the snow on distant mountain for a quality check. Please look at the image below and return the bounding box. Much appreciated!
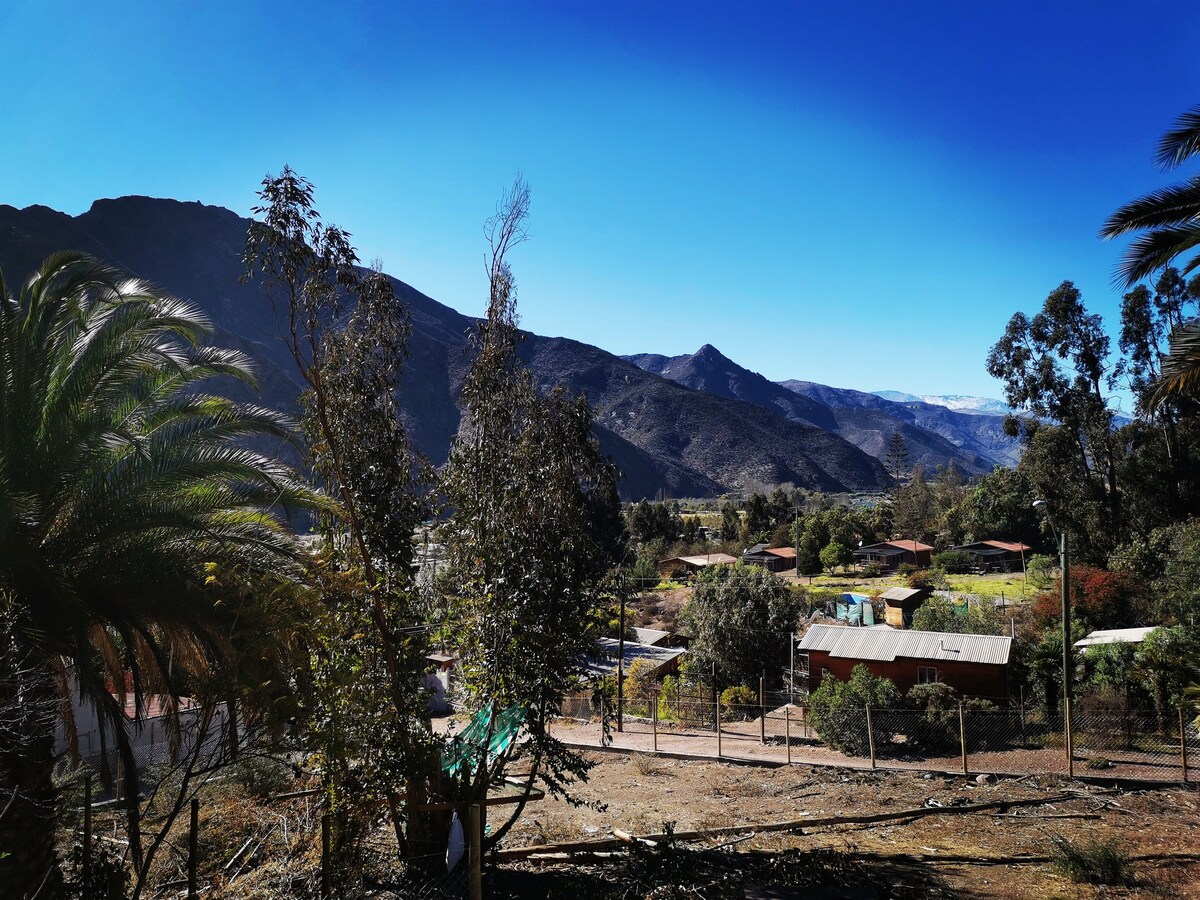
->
[872,391,1013,417]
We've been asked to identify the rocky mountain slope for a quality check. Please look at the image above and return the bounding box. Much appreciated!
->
[0,196,894,498]
[628,345,1020,472]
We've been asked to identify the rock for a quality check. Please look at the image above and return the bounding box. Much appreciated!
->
[975,773,997,785]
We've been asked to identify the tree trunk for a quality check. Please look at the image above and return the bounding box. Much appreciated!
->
[0,658,64,900]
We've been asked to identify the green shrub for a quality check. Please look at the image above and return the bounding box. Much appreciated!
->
[1050,835,1133,885]
[719,685,758,721]
[933,550,975,574]
[808,665,902,756]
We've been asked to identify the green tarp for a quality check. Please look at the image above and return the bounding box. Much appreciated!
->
[441,702,526,778]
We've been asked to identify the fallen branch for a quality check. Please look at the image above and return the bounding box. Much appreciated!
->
[496,792,1083,860]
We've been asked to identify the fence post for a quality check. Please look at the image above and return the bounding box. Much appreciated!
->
[83,772,92,886]
[759,674,766,745]
[958,703,968,776]
[1019,692,1027,749]
[865,703,877,769]
[1064,696,1074,779]
[1181,707,1190,783]
[469,803,483,900]
[652,690,658,752]
[716,692,722,759]
[803,704,809,739]
[785,706,791,765]
[188,797,199,900]
[599,696,605,747]
[320,813,331,900]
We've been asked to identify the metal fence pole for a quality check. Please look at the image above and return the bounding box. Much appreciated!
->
[1181,707,1190,783]
[716,692,722,759]
[652,690,658,752]
[865,703,877,769]
[469,803,483,900]
[188,797,199,899]
[785,706,791,765]
[1065,696,1074,779]
[320,813,331,900]
[599,696,605,747]
[759,674,766,745]
[958,703,968,776]
[83,772,92,886]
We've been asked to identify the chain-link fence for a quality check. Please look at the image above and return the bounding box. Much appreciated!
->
[560,691,1198,783]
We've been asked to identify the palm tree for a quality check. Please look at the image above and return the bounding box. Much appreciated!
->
[1146,321,1200,410]
[1102,104,1200,287]
[0,252,317,897]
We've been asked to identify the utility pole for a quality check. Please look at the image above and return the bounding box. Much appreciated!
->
[1034,500,1073,774]
[617,568,626,733]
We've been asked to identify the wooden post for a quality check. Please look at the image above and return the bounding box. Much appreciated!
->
[865,703,877,769]
[1181,707,1190,783]
[598,696,605,747]
[958,703,968,776]
[320,813,331,900]
[468,803,483,900]
[785,706,791,765]
[83,772,92,885]
[187,797,199,899]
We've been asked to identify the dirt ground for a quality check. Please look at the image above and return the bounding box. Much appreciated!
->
[497,749,1200,899]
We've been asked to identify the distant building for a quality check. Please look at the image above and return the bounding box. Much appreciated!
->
[853,540,933,571]
[1074,626,1158,653]
[797,623,1012,700]
[741,543,798,573]
[879,586,930,628]
[584,638,686,680]
[952,540,1032,573]
[658,553,738,578]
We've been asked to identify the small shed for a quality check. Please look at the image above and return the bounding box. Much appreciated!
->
[879,586,929,628]
[853,540,933,571]
[797,623,1012,700]
[584,638,686,680]
[953,540,1032,573]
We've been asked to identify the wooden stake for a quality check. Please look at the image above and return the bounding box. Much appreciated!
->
[865,703,877,769]
[188,798,199,899]
[469,803,483,900]
[958,702,968,776]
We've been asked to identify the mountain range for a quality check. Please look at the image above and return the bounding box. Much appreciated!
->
[0,196,1019,498]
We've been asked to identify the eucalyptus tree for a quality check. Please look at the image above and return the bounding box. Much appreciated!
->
[244,168,435,864]
[0,253,316,898]
[439,179,622,844]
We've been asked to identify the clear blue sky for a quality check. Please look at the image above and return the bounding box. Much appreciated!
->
[3,1,1198,407]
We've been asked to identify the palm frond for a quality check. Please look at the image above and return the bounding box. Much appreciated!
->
[1155,105,1200,169]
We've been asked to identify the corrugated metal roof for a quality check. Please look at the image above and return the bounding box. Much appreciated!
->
[858,540,934,553]
[677,553,738,566]
[1075,627,1158,648]
[633,627,669,645]
[765,547,797,558]
[797,623,1011,665]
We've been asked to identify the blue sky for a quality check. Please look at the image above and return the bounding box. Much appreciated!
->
[2,1,1198,407]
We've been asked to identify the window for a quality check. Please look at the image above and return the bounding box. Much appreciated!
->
[917,666,939,684]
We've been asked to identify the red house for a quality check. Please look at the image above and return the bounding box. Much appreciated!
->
[853,540,933,571]
[797,624,1012,700]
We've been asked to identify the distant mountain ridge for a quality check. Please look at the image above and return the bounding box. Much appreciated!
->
[871,390,1013,417]
[0,196,894,499]
[626,346,1021,471]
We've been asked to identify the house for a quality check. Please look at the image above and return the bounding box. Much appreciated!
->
[952,540,1032,573]
[423,651,458,713]
[584,638,686,680]
[658,553,738,578]
[852,540,933,571]
[1074,626,1158,653]
[879,586,929,628]
[741,544,798,573]
[797,623,1012,700]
